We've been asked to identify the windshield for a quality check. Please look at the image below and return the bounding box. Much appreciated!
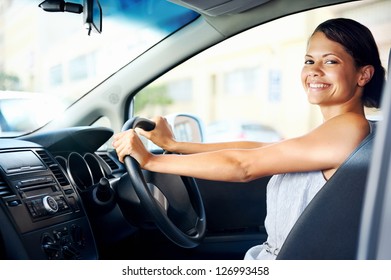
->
[0,0,198,137]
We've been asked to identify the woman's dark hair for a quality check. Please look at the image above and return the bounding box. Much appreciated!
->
[313,18,385,108]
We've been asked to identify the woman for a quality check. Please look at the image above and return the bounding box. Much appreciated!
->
[113,18,385,259]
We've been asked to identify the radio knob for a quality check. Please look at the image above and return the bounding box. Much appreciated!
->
[42,196,59,213]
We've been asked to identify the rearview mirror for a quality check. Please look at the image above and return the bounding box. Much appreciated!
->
[83,0,102,35]
[39,0,102,35]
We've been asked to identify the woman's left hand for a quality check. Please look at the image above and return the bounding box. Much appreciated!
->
[112,129,152,166]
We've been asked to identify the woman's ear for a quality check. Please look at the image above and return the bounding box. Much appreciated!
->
[358,65,375,87]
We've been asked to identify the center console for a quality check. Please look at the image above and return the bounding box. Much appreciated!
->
[0,146,98,259]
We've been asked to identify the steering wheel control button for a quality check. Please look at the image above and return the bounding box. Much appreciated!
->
[42,195,59,213]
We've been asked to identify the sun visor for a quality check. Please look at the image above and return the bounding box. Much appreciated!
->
[168,0,272,16]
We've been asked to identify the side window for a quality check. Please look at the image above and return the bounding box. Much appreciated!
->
[134,2,389,143]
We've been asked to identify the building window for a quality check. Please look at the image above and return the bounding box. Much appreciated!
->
[68,53,96,81]
[268,69,281,102]
[168,78,192,101]
[223,66,261,96]
[49,64,63,86]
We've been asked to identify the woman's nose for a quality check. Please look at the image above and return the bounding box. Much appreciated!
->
[307,63,323,77]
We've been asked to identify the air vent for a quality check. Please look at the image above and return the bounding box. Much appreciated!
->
[36,150,70,186]
[0,174,14,199]
[98,153,119,170]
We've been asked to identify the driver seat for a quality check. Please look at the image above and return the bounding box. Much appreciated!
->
[276,123,376,259]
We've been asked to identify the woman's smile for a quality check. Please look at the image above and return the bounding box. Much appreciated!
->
[308,83,330,89]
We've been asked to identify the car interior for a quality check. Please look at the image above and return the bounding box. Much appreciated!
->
[0,0,390,261]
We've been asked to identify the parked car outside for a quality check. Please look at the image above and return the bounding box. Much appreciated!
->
[0,91,66,136]
[205,120,283,143]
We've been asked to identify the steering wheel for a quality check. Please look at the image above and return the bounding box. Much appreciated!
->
[120,117,206,248]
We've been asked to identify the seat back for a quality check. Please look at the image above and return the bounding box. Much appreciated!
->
[277,127,375,259]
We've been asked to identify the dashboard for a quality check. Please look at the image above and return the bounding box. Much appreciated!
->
[0,126,127,259]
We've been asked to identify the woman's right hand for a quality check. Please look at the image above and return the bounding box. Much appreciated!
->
[136,116,177,152]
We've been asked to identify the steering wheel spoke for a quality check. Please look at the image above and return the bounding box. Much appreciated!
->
[147,183,169,212]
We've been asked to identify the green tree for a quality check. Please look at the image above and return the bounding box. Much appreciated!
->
[0,72,20,90]
[134,85,173,114]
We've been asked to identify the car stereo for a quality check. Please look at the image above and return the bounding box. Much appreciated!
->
[0,148,97,259]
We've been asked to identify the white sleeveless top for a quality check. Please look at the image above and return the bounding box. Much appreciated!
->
[244,171,326,260]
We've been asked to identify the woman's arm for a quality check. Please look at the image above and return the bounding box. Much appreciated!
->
[113,113,369,182]
[136,116,273,154]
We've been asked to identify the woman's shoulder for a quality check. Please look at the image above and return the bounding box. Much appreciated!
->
[301,112,370,157]
[302,112,370,178]
[320,112,369,135]
[312,112,370,154]
[335,112,368,135]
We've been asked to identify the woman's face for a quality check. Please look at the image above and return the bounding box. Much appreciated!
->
[301,31,363,108]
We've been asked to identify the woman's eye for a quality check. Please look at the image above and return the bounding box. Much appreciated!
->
[304,60,314,64]
[325,60,337,64]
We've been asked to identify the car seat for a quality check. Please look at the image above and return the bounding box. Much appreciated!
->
[276,124,376,259]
